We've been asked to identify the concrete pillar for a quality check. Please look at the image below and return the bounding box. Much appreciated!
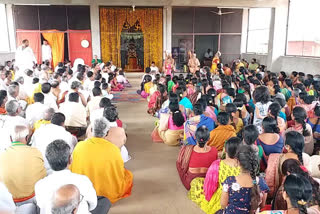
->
[163,5,172,56]
[90,3,101,58]
[240,9,248,54]
[6,4,16,51]
[268,0,289,71]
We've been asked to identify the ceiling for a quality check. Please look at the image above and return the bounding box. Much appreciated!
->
[3,0,286,8]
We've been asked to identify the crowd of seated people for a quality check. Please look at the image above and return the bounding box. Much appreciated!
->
[0,58,133,214]
[141,59,320,214]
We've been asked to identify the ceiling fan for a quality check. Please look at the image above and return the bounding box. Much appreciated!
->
[210,8,235,16]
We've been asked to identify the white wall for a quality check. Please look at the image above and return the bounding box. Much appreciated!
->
[0,52,15,65]
[280,56,320,74]
[242,53,268,65]
[241,53,320,75]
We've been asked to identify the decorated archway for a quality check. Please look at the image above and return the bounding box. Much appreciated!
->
[99,7,163,71]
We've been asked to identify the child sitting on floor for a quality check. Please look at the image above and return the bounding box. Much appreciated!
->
[101,83,113,100]
[117,70,131,88]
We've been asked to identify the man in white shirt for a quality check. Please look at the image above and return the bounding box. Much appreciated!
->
[0,66,7,91]
[41,40,52,64]
[35,140,98,214]
[15,39,36,74]
[83,71,95,92]
[7,84,19,102]
[204,48,213,59]
[59,93,87,128]
[30,112,77,174]
[86,87,102,118]
[42,83,58,111]
[26,93,48,128]
[0,100,29,153]
[150,61,159,74]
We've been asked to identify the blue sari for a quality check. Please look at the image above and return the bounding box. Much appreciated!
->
[185,115,215,145]
[179,97,193,110]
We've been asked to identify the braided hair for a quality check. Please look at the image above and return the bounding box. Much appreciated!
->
[158,84,167,107]
[233,98,244,119]
[169,101,185,127]
[236,145,260,214]
[284,174,312,214]
[285,131,305,165]
[282,159,320,207]
[268,102,281,126]
[292,107,310,137]
[226,103,238,130]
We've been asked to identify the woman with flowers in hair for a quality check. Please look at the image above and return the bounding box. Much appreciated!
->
[260,173,314,214]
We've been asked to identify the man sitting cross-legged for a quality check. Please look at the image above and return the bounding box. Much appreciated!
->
[35,139,111,214]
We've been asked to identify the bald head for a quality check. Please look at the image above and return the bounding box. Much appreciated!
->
[51,184,80,214]
[105,127,127,148]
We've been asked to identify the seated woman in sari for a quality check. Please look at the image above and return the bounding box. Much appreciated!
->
[109,73,124,92]
[184,103,215,145]
[197,96,217,122]
[286,106,314,155]
[176,86,193,112]
[186,78,197,98]
[265,131,306,199]
[256,116,284,171]
[188,137,241,214]
[226,103,244,134]
[298,91,317,118]
[176,126,218,190]
[243,125,261,158]
[272,159,320,211]
[268,102,287,134]
[205,92,219,123]
[147,84,167,116]
[307,105,320,154]
[158,101,186,146]
[260,174,314,214]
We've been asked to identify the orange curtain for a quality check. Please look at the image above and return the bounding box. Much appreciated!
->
[68,30,92,66]
[16,30,41,64]
[99,7,163,70]
[42,31,64,68]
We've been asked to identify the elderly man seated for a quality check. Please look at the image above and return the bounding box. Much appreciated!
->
[31,112,77,174]
[25,92,48,128]
[35,139,109,214]
[0,100,29,152]
[51,184,81,214]
[0,125,46,205]
[71,118,133,204]
[33,107,55,130]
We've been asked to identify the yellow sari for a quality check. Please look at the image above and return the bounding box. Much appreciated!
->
[188,161,240,214]
[211,56,220,74]
[70,137,133,203]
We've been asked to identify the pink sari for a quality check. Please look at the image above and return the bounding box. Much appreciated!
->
[204,159,221,201]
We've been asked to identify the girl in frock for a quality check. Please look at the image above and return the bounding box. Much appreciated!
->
[220,145,269,214]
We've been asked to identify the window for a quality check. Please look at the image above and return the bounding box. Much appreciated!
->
[286,0,320,57]
[247,8,272,54]
[172,7,243,69]
[0,4,10,52]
